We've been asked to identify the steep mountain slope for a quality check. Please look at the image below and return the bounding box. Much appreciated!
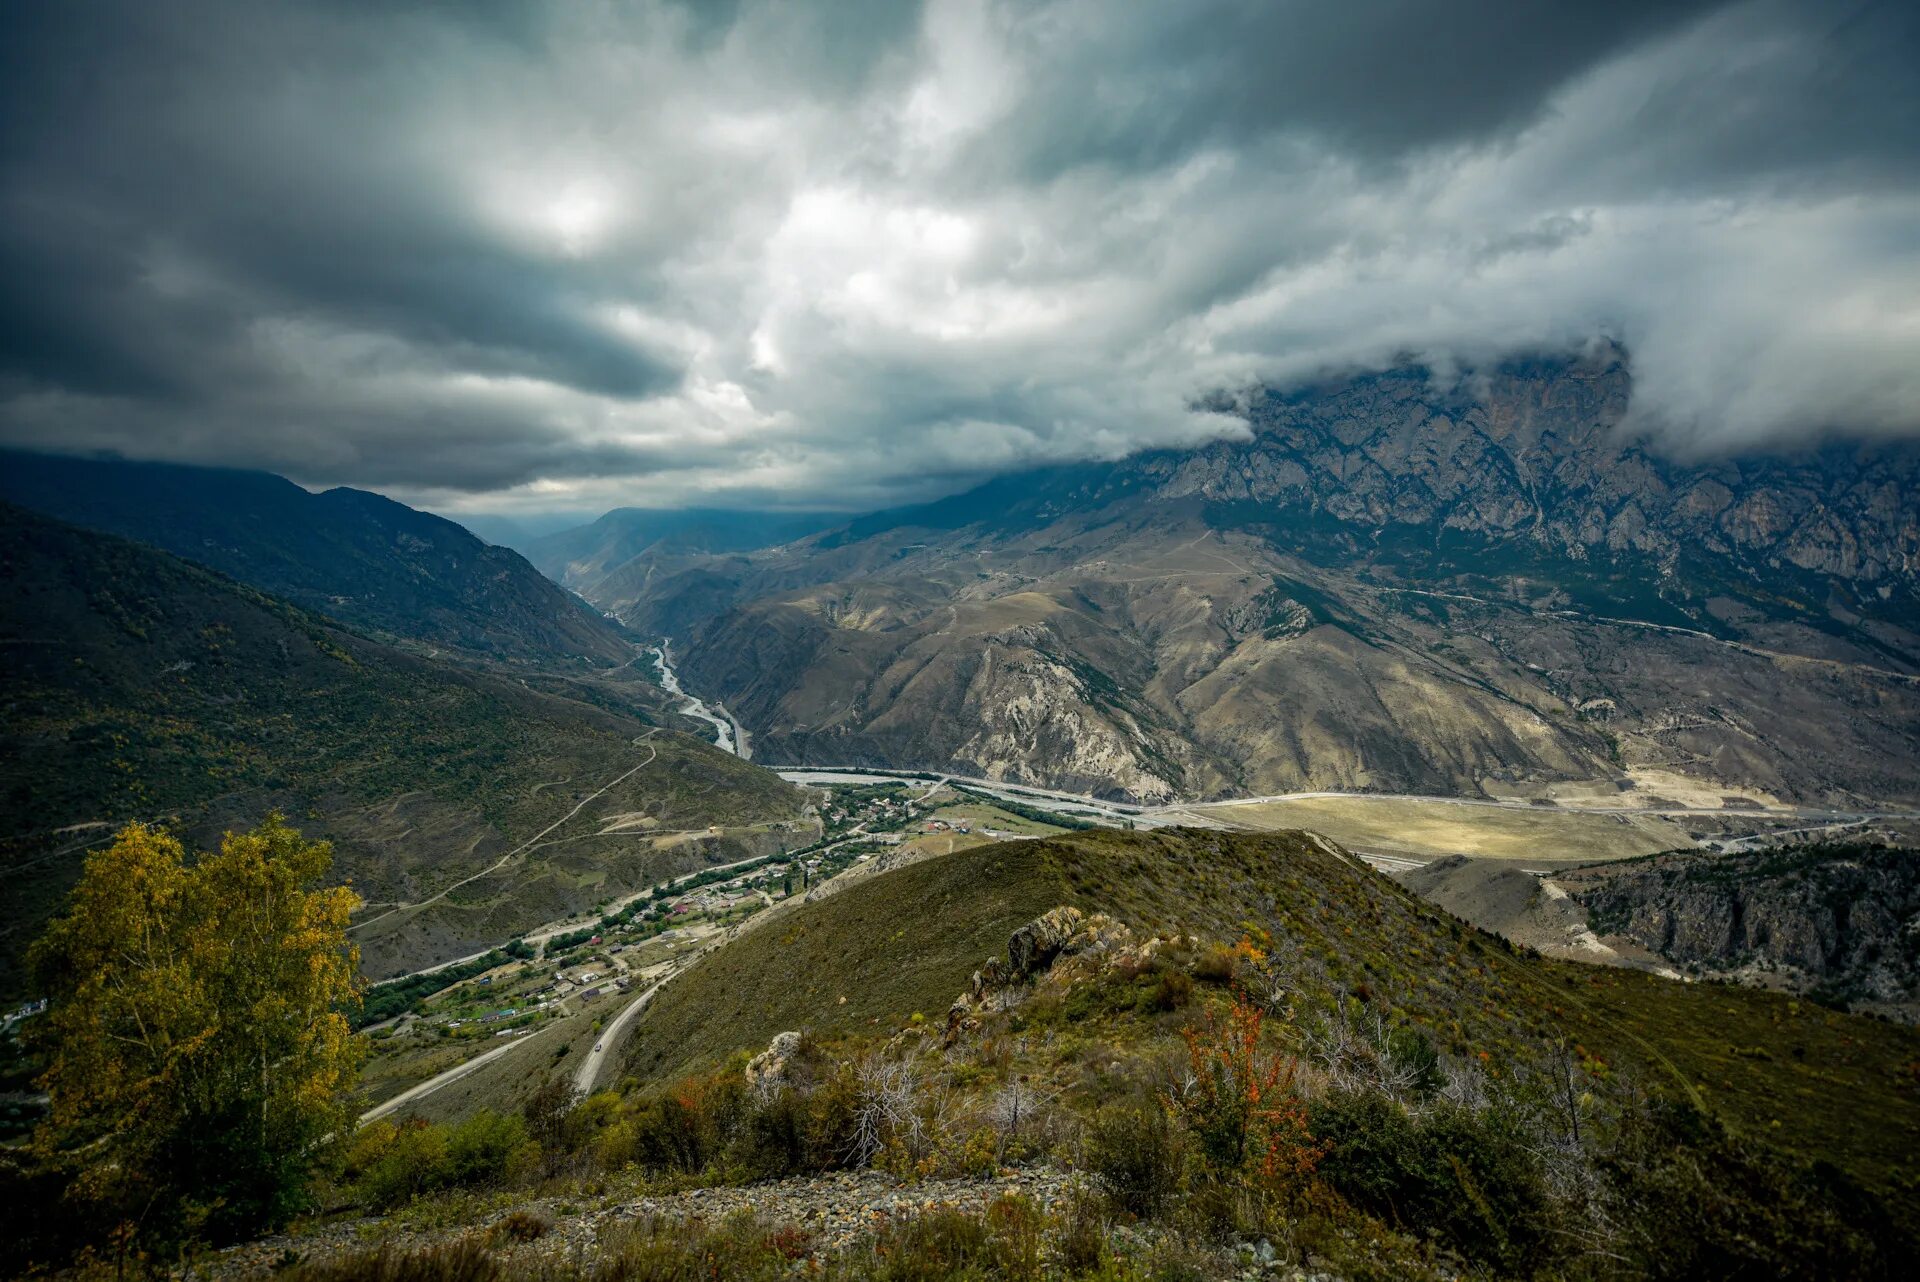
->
[0,451,633,666]
[0,504,810,992]
[590,351,1920,804]
[1560,841,1920,1020]
[526,506,842,595]
[133,827,1920,1280]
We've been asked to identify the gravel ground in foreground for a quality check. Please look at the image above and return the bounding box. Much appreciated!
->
[189,1167,1089,1278]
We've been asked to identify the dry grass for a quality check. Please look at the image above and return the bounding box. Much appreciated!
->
[1188,795,1694,863]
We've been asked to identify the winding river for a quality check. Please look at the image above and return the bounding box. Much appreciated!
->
[649,639,750,759]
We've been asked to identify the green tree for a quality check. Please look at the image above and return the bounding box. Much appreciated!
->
[28,816,364,1246]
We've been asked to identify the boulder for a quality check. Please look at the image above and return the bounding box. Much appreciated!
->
[1008,906,1085,976]
[1060,912,1130,956]
[745,1030,803,1095]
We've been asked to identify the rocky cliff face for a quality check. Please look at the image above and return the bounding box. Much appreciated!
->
[1159,350,1920,595]
[1564,843,1920,1020]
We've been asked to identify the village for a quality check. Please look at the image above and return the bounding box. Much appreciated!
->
[349,777,1078,1115]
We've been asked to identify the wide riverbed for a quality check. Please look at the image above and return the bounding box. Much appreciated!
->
[650,640,750,758]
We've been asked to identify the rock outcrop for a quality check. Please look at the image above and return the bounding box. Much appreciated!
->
[1562,842,1920,1021]
[745,1030,805,1096]
[1007,906,1086,976]
[946,906,1182,1041]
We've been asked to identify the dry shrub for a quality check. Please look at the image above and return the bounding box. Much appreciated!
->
[1191,945,1240,985]
[490,1209,549,1244]
[280,1236,500,1282]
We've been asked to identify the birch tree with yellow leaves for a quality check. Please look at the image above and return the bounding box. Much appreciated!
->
[28,815,364,1247]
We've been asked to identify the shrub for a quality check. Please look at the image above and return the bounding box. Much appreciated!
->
[1600,1100,1910,1281]
[1309,1091,1549,1275]
[1192,945,1240,985]
[1385,1025,1442,1097]
[491,1210,549,1244]
[1053,1190,1114,1274]
[1168,993,1320,1188]
[1152,968,1195,1012]
[622,1072,748,1175]
[856,1199,1042,1282]
[445,1112,529,1187]
[593,1214,791,1281]
[726,1087,810,1180]
[629,1092,710,1173]
[1084,1104,1184,1218]
[357,1121,451,1210]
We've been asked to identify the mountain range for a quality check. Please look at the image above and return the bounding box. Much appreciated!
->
[6,356,1918,1277]
[548,348,1920,804]
[0,503,807,994]
[0,451,634,667]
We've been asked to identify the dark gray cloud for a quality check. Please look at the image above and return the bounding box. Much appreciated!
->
[972,1,1731,180]
[1,0,1916,515]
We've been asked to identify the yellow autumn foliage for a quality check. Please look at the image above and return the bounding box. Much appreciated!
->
[28,815,365,1243]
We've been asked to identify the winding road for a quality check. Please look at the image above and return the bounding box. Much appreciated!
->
[361,1028,547,1123]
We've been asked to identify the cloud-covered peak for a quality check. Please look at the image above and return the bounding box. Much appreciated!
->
[3,0,1916,515]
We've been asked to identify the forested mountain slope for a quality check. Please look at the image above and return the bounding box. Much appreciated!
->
[0,451,633,666]
[0,504,809,991]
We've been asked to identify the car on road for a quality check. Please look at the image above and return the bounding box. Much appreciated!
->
[593,1042,603,1052]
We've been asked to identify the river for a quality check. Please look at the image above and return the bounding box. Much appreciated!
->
[649,639,750,759]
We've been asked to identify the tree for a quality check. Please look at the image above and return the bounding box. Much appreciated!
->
[522,1075,582,1176]
[29,816,364,1246]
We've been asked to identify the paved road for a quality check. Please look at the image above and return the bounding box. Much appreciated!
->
[359,1027,546,1123]
[574,974,672,1095]
[573,823,893,1093]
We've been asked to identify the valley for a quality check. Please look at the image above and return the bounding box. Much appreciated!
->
[9,460,1918,1279]
[10,6,1920,1274]
[339,772,1090,1122]
[647,638,749,758]
[560,355,1920,814]
[0,504,813,994]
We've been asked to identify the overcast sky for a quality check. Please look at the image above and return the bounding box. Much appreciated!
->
[3,0,1917,515]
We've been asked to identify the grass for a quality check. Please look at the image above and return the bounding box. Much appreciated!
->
[1564,963,1920,1208]
[618,843,1072,1084]
[925,801,1072,837]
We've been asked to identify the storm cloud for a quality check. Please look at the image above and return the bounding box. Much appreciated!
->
[2,0,1916,514]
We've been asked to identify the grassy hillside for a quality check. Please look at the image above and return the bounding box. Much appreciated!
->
[618,828,1920,1207]
[620,842,1072,1083]
[0,450,634,666]
[0,504,809,991]
[29,828,1908,1278]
